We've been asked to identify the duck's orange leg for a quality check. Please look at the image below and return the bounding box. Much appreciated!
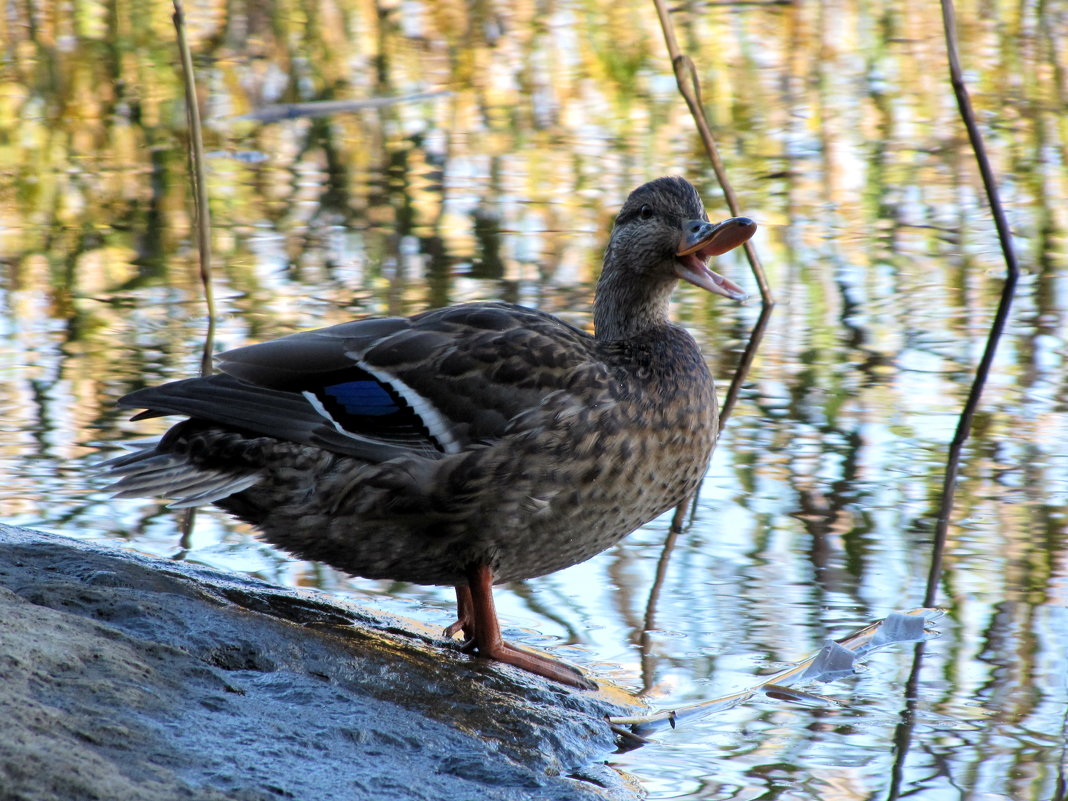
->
[444,585,475,647]
[456,563,596,690]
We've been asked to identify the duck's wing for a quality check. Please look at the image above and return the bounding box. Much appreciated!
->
[118,303,607,462]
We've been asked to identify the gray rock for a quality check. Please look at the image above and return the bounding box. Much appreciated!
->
[0,524,644,801]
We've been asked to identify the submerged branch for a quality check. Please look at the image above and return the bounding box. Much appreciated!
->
[236,91,452,123]
[611,609,942,741]
[718,302,774,434]
[637,303,773,651]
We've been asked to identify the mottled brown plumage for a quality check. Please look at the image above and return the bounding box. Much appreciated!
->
[106,176,756,687]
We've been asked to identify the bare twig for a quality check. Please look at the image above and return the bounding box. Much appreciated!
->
[925,0,1021,608]
[651,0,773,304]
[173,0,216,378]
[890,9,1021,795]
[649,0,776,619]
[173,0,215,548]
[888,9,1022,792]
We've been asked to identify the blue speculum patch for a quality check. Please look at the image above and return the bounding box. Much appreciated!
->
[322,380,401,417]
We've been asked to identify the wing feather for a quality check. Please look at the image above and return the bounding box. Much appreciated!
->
[118,302,614,461]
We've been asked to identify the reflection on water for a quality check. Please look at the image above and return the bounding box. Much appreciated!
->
[1,0,1066,798]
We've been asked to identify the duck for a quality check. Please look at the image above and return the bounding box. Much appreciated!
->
[106,176,756,689]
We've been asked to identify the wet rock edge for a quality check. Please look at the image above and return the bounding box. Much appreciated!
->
[0,523,643,801]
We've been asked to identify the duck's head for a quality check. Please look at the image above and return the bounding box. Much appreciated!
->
[609,176,754,300]
[596,177,756,338]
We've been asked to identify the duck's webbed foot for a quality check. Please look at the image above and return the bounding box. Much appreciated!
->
[448,564,596,691]
[475,636,596,690]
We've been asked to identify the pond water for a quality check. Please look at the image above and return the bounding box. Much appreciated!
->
[2,1,1067,798]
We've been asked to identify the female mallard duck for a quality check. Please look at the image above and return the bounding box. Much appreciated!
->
[107,176,756,689]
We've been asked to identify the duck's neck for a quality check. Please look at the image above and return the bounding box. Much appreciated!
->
[593,266,678,341]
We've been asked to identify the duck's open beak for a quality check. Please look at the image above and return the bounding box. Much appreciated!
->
[675,216,756,301]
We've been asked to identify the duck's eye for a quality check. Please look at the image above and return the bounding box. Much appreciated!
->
[638,204,654,221]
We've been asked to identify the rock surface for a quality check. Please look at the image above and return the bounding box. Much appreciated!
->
[0,524,643,801]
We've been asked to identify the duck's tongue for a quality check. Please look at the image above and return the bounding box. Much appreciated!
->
[674,216,756,301]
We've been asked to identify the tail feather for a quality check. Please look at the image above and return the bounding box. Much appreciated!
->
[103,448,262,508]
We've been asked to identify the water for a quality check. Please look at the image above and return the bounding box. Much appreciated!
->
[2,1,1067,797]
